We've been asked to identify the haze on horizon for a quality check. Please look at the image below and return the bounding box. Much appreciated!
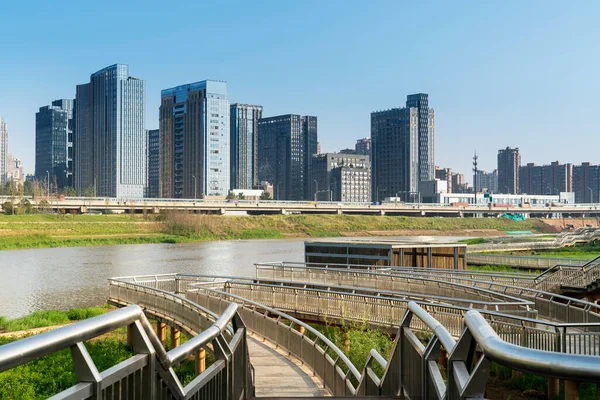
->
[0,0,598,180]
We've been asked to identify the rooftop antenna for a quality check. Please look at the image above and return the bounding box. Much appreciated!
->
[472,151,478,205]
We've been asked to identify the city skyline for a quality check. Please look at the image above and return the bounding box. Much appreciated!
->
[1,2,599,178]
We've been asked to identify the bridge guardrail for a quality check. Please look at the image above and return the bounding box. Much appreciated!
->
[0,303,252,400]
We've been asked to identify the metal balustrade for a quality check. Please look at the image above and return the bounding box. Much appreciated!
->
[0,303,252,400]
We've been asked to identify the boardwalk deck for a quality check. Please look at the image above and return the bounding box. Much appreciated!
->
[247,335,330,397]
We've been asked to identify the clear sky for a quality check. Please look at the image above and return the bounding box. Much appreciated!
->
[1,1,599,179]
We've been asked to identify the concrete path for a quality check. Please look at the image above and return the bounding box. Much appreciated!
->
[247,335,330,397]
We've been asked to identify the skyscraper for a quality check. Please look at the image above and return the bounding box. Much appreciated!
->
[371,94,435,202]
[230,104,262,189]
[0,118,7,187]
[573,163,600,203]
[355,138,371,155]
[35,100,74,190]
[371,107,418,201]
[74,64,147,198]
[147,129,160,198]
[497,147,521,194]
[312,152,371,202]
[257,114,317,200]
[160,80,230,198]
[406,94,435,182]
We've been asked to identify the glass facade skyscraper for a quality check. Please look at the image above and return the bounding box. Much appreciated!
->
[257,114,318,200]
[74,64,147,198]
[147,129,160,198]
[160,80,230,198]
[0,117,7,187]
[230,104,263,189]
[35,99,74,190]
[371,93,435,202]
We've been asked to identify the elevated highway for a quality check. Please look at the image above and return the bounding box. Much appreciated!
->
[5,195,600,217]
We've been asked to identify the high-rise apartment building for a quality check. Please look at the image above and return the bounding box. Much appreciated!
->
[35,100,74,190]
[257,114,317,200]
[355,138,371,155]
[406,94,435,182]
[6,154,25,185]
[497,147,521,194]
[160,80,229,198]
[74,64,147,198]
[435,167,453,193]
[519,162,572,195]
[474,170,498,193]
[0,118,7,187]
[230,104,262,190]
[312,152,371,202]
[573,163,600,203]
[147,129,160,198]
[371,107,418,201]
[371,94,435,201]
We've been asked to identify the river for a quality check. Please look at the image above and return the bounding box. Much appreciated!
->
[0,235,465,318]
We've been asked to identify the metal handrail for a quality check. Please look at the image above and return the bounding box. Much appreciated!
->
[465,310,600,380]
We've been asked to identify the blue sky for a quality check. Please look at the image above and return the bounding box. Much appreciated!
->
[1,1,598,179]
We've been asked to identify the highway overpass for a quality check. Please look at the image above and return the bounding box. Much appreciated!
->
[2,195,600,217]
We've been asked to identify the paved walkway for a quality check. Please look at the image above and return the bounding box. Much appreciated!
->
[247,335,330,397]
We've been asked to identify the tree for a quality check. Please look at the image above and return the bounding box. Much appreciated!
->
[260,191,272,200]
[226,191,236,200]
[61,187,77,197]
[23,180,33,196]
[237,192,245,200]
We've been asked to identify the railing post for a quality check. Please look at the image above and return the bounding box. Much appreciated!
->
[564,380,580,400]
[157,321,166,347]
[195,348,206,374]
[170,326,180,349]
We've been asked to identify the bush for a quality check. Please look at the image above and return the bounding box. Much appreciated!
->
[66,307,106,321]
[2,201,13,215]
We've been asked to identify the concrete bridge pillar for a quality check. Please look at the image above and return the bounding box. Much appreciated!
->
[380,210,385,216]
[564,380,579,400]
[157,321,166,347]
[337,209,342,215]
[547,377,559,399]
[170,327,180,349]
[195,348,206,374]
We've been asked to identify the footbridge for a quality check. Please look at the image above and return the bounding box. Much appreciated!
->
[2,261,600,399]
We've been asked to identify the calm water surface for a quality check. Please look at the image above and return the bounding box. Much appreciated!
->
[0,235,464,318]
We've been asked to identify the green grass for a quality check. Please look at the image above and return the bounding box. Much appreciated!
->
[0,213,554,251]
[497,242,600,259]
[0,306,110,332]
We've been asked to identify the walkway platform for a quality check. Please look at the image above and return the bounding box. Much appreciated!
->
[247,335,329,397]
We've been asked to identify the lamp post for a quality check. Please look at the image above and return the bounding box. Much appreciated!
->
[192,175,197,200]
[313,180,318,202]
[504,186,510,194]
[377,187,386,203]
[587,187,593,204]
[46,170,50,199]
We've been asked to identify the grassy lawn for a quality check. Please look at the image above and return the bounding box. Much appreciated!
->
[495,242,600,260]
[0,213,549,251]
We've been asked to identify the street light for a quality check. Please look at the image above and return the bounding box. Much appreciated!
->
[376,186,386,203]
[504,186,510,194]
[46,170,50,199]
[587,187,593,204]
[313,180,318,202]
[192,175,197,200]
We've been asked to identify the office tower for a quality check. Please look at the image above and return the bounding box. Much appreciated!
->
[474,170,498,193]
[519,161,572,195]
[230,104,262,190]
[497,147,521,194]
[573,163,600,203]
[371,94,435,201]
[160,80,229,198]
[0,117,7,187]
[257,114,317,200]
[339,148,356,154]
[147,129,160,198]
[406,94,435,182]
[371,107,418,201]
[313,153,371,202]
[355,138,371,156]
[35,100,74,190]
[74,64,147,198]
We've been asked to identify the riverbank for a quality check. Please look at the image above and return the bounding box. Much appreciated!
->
[0,213,558,251]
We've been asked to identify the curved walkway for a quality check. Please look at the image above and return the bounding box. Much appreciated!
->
[248,334,329,397]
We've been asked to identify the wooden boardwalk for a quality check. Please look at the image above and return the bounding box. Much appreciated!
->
[247,335,330,397]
